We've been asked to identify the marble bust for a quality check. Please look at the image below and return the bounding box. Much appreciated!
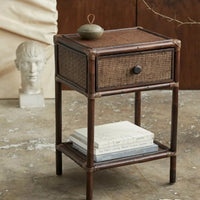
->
[15,41,46,94]
[15,41,46,107]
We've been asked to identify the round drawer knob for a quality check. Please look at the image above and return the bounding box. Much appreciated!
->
[132,65,142,74]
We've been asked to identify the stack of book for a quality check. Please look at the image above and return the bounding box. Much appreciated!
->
[68,121,158,162]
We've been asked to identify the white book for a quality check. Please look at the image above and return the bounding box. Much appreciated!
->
[71,121,154,148]
[73,143,158,162]
[69,136,153,155]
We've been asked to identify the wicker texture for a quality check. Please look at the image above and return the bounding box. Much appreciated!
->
[65,29,165,49]
[58,45,87,89]
[97,50,173,90]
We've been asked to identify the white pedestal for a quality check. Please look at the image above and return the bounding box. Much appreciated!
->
[19,90,45,108]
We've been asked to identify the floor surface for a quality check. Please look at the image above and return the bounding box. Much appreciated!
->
[0,90,200,200]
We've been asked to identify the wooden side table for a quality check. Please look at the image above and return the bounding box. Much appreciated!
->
[54,27,181,200]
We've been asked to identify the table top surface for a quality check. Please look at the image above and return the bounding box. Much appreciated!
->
[62,27,171,49]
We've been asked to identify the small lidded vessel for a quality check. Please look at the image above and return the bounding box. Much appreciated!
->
[78,14,104,40]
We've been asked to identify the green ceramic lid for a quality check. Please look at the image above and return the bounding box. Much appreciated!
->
[77,14,104,40]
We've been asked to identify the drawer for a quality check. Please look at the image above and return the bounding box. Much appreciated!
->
[96,48,174,91]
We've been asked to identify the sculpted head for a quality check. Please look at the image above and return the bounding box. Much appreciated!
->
[15,41,46,94]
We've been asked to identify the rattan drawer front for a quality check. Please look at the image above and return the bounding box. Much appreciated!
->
[58,45,87,90]
[96,49,174,91]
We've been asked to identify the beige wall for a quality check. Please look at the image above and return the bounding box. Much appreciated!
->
[0,0,58,98]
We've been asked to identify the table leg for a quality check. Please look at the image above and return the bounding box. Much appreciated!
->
[135,91,141,126]
[86,170,93,200]
[170,87,178,184]
[86,98,95,200]
[55,81,62,175]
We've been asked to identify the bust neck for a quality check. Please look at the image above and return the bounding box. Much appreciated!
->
[21,79,41,94]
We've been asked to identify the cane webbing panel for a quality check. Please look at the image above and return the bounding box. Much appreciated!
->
[97,49,173,90]
[58,45,87,90]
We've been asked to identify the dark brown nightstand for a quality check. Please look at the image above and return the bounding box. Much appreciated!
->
[54,27,181,200]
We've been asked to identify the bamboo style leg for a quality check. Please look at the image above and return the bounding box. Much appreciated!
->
[135,91,141,126]
[55,81,62,175]
[86,98,95,200]
[170,87,178,184]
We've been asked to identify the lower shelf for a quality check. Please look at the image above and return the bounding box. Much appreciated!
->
[56,141,175,172]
